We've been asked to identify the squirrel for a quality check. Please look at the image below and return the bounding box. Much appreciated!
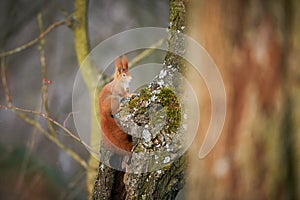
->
[98,55,133,152]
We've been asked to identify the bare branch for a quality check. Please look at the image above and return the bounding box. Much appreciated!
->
[1,46,89,169]
[37,12,57,137]
[0,18,70,58]
[129,38,165,67]
[0,104,94,155]
[16,111,88,169]
[0,57,12,106]
[0,103,89,168]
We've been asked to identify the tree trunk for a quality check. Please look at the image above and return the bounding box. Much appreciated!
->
[186,0,299,199]
[92,0,189,199]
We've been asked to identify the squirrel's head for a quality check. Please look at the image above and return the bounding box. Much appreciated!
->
[115,55,132,82]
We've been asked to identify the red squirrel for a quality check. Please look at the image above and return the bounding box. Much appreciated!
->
[98,55,133,152]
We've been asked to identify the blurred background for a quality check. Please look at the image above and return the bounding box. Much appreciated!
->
[186,1,300,200]
[0,0,300,200]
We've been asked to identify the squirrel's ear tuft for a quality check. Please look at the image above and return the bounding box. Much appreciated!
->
[122,55,128,70]
[115,57,122,69]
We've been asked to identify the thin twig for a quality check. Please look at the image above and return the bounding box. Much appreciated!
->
[63,111,78,127]
[0,99,89,168]
[0,19,70,58]
[1,56,36,190]
[0,13,90,170]
[129,38,165,67]
[16,14,58,189]
[0,104,95,154]
[16,112,88,169]
[0,57,12,106]
[37,12,57,137]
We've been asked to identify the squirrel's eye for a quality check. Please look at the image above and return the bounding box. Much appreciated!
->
[122,73,126,78]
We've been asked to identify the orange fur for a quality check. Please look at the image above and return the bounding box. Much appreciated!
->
[98,56,133,152]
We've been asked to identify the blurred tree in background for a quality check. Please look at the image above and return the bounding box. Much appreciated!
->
[0,0,299,199]
[187,0,299,199]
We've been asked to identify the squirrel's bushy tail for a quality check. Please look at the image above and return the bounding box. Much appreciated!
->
[100,114,133,152]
